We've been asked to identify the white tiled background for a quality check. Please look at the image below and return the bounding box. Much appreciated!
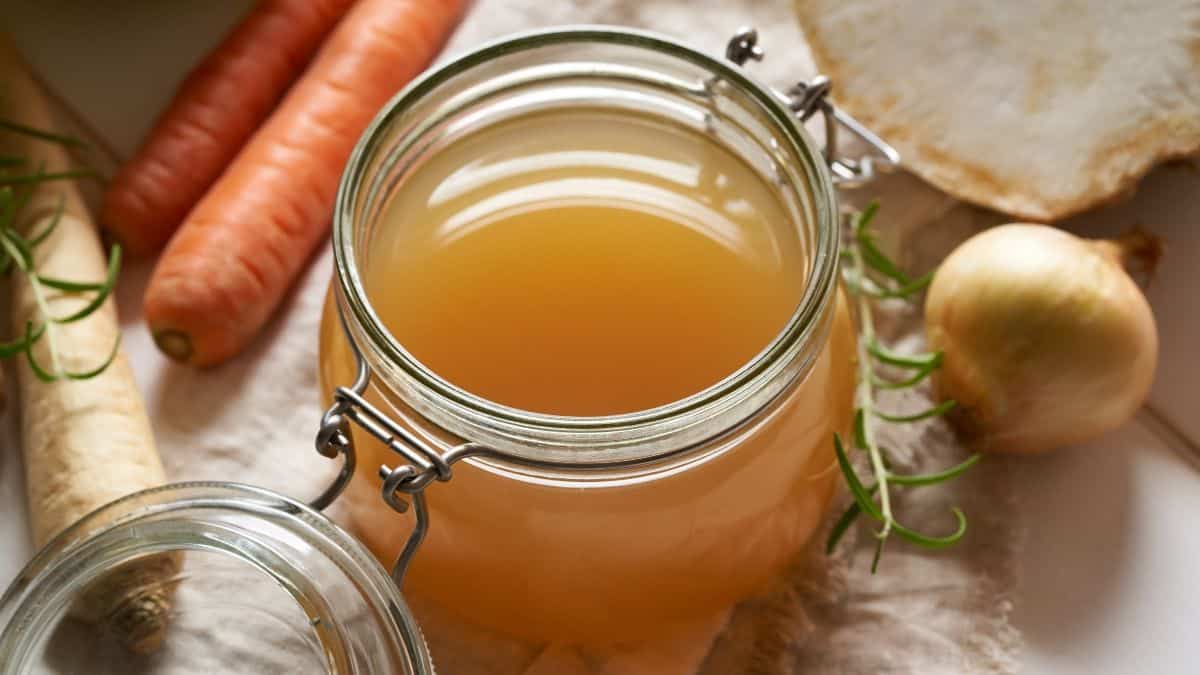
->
[6,3,1199,674]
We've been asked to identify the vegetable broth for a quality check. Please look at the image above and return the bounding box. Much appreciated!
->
[319,108,855,642]
[364,109,805,414]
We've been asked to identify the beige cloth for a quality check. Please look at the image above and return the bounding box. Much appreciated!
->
[0,1,1023,673]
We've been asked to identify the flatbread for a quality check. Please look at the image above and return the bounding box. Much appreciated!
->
[794,0,1200,220]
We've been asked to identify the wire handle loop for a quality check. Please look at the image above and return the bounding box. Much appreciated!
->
[726,27,899,188]
[309,302,491,585]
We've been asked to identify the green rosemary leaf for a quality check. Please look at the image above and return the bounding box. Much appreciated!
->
[8,164,44,216]
[37,273,106,293]
[22,322,58,382]
[852,408,868,449]
[875,399,957,423]
[51,244,120,323]
[0,192,14,277]
[858,231,911,285]
[0,225,12,275]
[63,334,121,380]
[825,482,880,554]
[888,453,982,487]
[853,201,880,230]
[829,202,972,569]
[826,501,862,554]
[38,275,105,293]
[868,340,943,369]
[0,119,86,147]
[27,194,65,247]
[1,228,33,272]
[851,201,924,290]
[871,364,937,390]
[872,269,935,299]
[0,321,43,357]
[892,508,968,549]
[833,433,883,521]
[0,128,117,381]
[0,168,95,186]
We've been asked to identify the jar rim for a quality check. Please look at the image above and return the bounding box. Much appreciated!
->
[331,25,840,456]
[0,482,433,674]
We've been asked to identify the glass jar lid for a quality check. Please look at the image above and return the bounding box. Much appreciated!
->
[0,483,432,675]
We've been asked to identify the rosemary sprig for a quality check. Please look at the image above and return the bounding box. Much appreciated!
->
[0,119,120,382]
[827,203,980,572]
[0,119,87,147]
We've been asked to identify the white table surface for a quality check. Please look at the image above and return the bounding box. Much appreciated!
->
[5,3,1199,674]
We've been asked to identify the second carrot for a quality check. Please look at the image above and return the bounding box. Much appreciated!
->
[143,0,468,366]
[101,0,356,257]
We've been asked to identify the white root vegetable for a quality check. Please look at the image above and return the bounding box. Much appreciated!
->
[925,223,1159,454]
[1,40,177,653]
[794,0,1200,220]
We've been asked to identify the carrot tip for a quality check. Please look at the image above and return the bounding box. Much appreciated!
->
[153,330,193,362]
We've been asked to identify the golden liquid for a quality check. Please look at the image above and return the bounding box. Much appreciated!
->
[320,109,855,643]
[363,110,804,414]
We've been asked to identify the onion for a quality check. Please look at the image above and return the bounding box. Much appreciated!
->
[924,224,1159,454]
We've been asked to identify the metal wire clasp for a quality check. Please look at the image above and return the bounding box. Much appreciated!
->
[726,27,899,188]
[309,304,500,586]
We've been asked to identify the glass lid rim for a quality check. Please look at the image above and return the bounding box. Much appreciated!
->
[0,481,433,675]
[331,24,841,433]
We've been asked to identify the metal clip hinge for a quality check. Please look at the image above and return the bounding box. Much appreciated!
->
[726,27,899,188]
[309,305,496,585]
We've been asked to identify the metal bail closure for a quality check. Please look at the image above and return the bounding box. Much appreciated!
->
[726,27,900,188]
[310,303,504,586]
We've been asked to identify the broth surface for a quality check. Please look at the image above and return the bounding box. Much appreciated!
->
[366,109,804,415]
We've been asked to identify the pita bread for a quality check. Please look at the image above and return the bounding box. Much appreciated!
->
[794,0,1200,220]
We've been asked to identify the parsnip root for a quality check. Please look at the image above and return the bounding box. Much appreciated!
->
[1,39,177,653]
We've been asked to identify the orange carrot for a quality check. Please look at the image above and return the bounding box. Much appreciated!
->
[145,0,467,366]
[101,0,356,257]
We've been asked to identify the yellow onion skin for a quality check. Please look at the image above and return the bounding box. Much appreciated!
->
[924,224,1158,454]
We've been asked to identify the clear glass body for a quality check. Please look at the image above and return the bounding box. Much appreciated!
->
[320,28,852,644]
[0,484,432,674]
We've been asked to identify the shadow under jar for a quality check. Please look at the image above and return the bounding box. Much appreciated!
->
[318,27,855,645]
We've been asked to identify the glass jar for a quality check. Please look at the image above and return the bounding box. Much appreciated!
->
[317,27,857,645]
[0,483,432,674]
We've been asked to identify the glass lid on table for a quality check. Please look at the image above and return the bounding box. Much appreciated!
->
[0,483,431,675]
